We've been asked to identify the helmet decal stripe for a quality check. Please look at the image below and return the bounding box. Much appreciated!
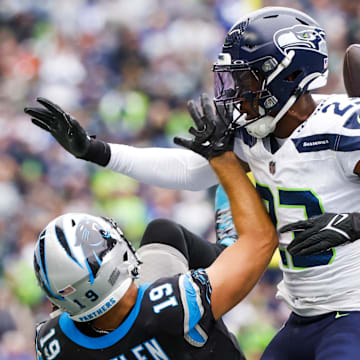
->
[55,225,83,269]
[38,230,49,285]
[35,231,64,301]
[94,252,103,266]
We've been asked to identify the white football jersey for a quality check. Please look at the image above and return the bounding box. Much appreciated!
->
[234,94,360,316]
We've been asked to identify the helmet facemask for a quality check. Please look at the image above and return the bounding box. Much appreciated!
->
[213,57,286,138]
[214,63,274,128]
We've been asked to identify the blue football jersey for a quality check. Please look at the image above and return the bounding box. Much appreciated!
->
[35,270,244,360]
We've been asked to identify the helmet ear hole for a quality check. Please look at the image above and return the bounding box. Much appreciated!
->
[123,251,128,262]
[285,70,303,82]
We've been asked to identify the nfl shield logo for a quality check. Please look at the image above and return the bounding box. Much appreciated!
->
[269,161,276,175]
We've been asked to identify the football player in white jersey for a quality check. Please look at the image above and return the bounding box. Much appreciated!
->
[25,6,360,359]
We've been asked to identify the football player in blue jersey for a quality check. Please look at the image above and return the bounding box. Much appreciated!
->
[26,6,360,360]
[33,112,278,360]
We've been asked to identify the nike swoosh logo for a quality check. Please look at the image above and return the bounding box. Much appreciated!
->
[335,311,350,319]
[357,114,360,124]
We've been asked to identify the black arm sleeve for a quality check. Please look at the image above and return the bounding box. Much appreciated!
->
[140,219,224,268]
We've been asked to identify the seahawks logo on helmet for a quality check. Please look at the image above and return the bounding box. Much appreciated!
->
[274,25,327,56]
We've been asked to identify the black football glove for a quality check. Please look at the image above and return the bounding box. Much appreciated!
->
[174,93,235,160]
[24,98,110,166]
[280,213,360,256]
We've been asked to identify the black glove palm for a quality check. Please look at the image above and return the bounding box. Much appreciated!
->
[24,98,110,166]
[280,213,360,255]
[174,93,234,160]
[24,98,90,158]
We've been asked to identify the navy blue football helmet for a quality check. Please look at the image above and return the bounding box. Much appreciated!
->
[213,7,328,138]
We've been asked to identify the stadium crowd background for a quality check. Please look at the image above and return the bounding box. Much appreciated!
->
[0,0,359,358]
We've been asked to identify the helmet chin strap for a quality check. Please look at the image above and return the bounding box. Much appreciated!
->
[245,95,297,138]
[50,308,63,319]
[244,50,297,138]
[245,72,323,138]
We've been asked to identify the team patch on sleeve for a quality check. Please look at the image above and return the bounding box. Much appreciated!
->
[143,270,213,347]
[178,269,212,347]
[292,133,360,152]
[178,272,204,334]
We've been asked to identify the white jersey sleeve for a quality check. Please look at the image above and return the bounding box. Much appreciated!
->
[106,144,219,191]
[337,150,360,178]
[329,101,360,178]
[309,94,360,178]
[312,93,331,103]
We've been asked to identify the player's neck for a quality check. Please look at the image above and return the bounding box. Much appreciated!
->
[92,282,138,332]
[273,93,317,138]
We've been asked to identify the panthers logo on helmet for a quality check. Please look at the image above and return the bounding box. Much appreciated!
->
[73,219,117,284]
[274,25,327,56]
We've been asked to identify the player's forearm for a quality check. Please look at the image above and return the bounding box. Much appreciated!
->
[107,144,218,190]
[208,231,277,319]
[210,152,274,239]
[208,152,277,319]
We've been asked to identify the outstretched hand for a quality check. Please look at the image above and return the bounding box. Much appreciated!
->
[280,213,360,255]
[174,93,236,160]
[24,98,91,159]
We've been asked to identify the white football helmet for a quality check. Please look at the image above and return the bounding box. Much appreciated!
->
[33,213,141,322]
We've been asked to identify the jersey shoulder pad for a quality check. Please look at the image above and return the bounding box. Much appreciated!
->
[317,94,360,131]
[235,127,257,148]
[35,321,47,359]
[293,95,360,153]
[141,275,185,336]
[35,317,61,360]
[142,269,213,339]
